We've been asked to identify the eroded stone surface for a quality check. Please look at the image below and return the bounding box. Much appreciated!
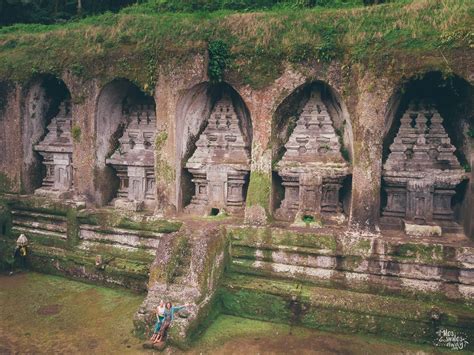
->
[275,90,350,222]
[185,96,250,215]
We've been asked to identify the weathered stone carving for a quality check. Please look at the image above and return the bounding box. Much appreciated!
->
[106,104,156,211]
[275,91,350,222]
[185,96,250,215]
[34,101,73,197]
[382,100,468,233]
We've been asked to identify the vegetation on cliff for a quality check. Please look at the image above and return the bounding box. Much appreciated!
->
[0,0,471,90]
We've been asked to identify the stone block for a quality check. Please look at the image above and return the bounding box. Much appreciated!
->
[404,221,442,237]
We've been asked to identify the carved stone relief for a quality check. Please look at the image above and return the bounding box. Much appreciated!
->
[382,100,468,233]
[34,101,74,198]
[106,104,156,211]
[275,91,350,222]
[185,96,250,215]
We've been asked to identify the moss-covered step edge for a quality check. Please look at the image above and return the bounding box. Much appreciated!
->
[227,227,471,266]
[229,260,473,304]
[28,252,148,293]
[231,246,474,286]
[219,273,474,347]
[77,209,182,234]
[31,243,151,273]
[1,194,78,216]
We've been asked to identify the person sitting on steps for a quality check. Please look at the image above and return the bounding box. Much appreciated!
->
[150,300,165,343]
[153,302,188,344]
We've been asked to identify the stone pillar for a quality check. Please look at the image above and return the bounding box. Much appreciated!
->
[349,72,389,230]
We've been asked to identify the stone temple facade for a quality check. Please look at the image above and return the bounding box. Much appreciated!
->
[185,96,250,215]
[106,104,156,211]
[275,91,350,222]
[382,100,468,233]
[34,101,74,198]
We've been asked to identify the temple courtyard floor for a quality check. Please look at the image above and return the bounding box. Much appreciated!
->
[0,272,466,354]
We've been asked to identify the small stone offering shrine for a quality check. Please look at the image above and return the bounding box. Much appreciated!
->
[34,101,74,197]
[275,91,350,222]
[382,100,468,231]
[106,104,157,211]
[185,95,251,215]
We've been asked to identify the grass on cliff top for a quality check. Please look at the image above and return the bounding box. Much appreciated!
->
[0,0,472,89]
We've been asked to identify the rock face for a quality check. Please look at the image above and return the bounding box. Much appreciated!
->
[382,100,468,233]
[106,104,156,211]
[185,96,250,215]
[33,101,74,198]
[275,91,350,222]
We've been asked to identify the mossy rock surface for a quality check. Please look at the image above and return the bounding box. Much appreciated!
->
[219,273,474,346]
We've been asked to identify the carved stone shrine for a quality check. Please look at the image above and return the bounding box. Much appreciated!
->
[106,104,156,211]
[275,91,350,222]
[185,96,250,215]
[34,101,74,198]
[382,100,468,233]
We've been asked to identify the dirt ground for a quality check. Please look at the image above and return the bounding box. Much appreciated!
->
[0,272,461,354]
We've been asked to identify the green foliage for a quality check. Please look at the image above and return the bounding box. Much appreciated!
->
[0,0,471,89]
[0,0,140,26]
[208,40,231,83]
[468,128,474,138]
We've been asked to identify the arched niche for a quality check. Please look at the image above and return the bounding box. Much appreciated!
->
[95,78,157,210]
[271,81,353,224]
[382,71,473,235]
[176,82,253,215]
[22,74,72,195]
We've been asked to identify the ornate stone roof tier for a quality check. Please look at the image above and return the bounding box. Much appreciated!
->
[278,90,346,167]
[106,104,156,169]
[384,99,464,173]
[185,96,250,168]
[34,101,73,153]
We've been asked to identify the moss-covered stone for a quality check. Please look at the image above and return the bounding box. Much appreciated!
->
[220,273,474,347]
[246,171,271,215]
[0,173,13,193]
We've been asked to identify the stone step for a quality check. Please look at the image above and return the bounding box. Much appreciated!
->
[12,225,66,239]
[220,273,474,348]
[11,209,67,222]
[12,219,67,234]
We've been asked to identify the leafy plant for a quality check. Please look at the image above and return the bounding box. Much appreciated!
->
[208,40,231,83]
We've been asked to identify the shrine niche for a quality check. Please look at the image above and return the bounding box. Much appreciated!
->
[34,101,73,197]
[382,72,472,236]
[22,75,72,195]
[179,84,252,216]
[96,79,157,210]
[273,82,353,223]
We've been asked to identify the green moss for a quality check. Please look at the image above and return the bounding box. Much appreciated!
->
[71,125,82,142]
[391,243,444,264]
[219,273,474,345]
[165,233,190,284]
[77,209,181,233]
[66,208,80,248]
[155,130,175,184]
[0,173,13,193]
[229,227,337,252]
[246,171,271,213]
